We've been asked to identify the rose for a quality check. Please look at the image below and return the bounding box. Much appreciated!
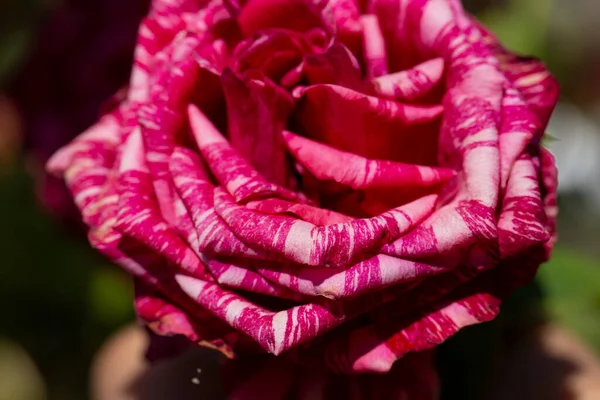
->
[48,0,558,387]
[48,0,560,394]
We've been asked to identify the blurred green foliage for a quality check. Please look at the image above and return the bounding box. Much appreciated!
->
[480,0,553,57]
[0,165,134,400]
[539,247,600,352]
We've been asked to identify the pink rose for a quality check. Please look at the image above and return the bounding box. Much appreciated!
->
[48,0,558,394]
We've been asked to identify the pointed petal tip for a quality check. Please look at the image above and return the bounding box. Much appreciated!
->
[174,274,207,299]
[420,57,445,75]
[118,126,147,173]
[187,103,225,148]
[46,147,73,176]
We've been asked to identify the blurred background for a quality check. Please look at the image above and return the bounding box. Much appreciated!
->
[0,0,599,399]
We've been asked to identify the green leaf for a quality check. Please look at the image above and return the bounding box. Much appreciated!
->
[87,267,134,327]
[542,132,559,145]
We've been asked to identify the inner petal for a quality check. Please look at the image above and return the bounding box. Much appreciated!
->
[232,28,327,85]
[303,43,366,91]
[221,69,295,188]
[292,83,443,166]
[237,0,336,37]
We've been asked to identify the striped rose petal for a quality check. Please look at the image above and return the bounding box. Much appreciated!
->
[283,130,456,190]
[372,58,445,102]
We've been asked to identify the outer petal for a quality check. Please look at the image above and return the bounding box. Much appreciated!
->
[368,0,439,71]
[540,148,558,252]
[135,278,223,343]
[115,128,210,279]
[501,55,559,128]
[497,155,549,258]
[129,0,231,102]
[470,19,559,127]
[497,86,542,188]
[139,34,225,223]
[317,245,543,375]
[47,111,121,227]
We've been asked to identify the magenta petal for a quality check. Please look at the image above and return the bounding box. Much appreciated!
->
[129,14,186,103]
[382,199,497,262]
[540,148,558,251]
[498,86,542,187]
[237,0,336,37]
[138,62,194,225]
[115,129,209,279]
[360,14,388,78]
[472,20,559,126]
[294,83,442,165]
[368,0,442,71]
[329,0,363,35]
[46,110,125,229]
[502,56,559,128]
[370,251,543,366]
[135,280,205,341]
[94,224,247,356]
[172,190,201,252]
[372,58,445,102]
[387,291,501,351]
[46,111,119,176]
[497,155,549,258]
[303,43,365,90]
[283,130,456,190]
[319,270,503,374]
